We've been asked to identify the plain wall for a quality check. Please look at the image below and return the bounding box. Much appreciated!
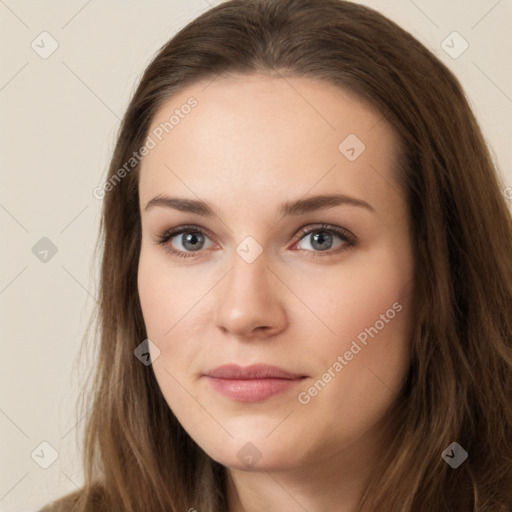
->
[1,0,511,510]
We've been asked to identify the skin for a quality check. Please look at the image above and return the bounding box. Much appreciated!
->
[137,73,416,512]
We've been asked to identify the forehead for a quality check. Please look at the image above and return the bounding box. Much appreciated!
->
[139,73,402,215]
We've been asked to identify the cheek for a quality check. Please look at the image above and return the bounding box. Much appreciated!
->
[137,250,207,340]
[135,239,415,465]
[293,248,412,353]
[137,262,171,340]
[292,245,414,408]
[137,250,216,407]
[137,254,205,415]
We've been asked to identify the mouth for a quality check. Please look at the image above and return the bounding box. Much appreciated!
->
[202,364,308,402]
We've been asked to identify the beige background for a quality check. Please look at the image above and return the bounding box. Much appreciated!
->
[1,0,511,510]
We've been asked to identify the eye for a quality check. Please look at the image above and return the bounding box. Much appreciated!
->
[292,223,356,257]
[154,225,216,259]
[154,223,356,259]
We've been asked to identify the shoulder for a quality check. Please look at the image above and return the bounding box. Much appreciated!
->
[37,484,110,512]
[38,490,81,512]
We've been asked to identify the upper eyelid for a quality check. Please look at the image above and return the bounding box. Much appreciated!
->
[160,223,354,246]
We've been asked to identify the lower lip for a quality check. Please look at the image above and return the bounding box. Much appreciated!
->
[205,376,305,402]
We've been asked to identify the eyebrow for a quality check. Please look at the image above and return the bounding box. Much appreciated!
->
[144,193,376,217]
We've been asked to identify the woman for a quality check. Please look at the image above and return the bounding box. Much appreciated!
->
[41,0,512,510]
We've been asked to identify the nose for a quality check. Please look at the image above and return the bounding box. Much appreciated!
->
[213,250,287,339]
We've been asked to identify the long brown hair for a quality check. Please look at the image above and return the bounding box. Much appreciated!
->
[42,0,512,510]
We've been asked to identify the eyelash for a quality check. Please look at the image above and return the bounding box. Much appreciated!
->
[154,223,356,259]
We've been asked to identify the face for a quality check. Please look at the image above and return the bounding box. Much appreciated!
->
[137,73,415,472]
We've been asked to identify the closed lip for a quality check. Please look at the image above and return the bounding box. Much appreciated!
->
[203,363,306,380]
[203,363,308,403]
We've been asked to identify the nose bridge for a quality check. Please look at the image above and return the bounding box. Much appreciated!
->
[226,228,272,293]
[213,241,286,337]
[225,243,271,307]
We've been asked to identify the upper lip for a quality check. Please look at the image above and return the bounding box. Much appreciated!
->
[204,364,306,380]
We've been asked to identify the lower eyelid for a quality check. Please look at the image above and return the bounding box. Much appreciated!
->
[156,225,355,256]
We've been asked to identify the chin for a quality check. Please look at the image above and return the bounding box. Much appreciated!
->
[197,434,307,473]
